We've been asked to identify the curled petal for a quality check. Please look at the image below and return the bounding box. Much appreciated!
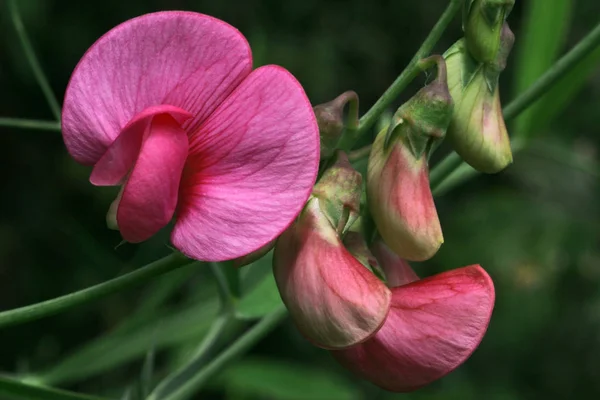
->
[62,11,252,165]
[371,239,419,287]
[90,105,192,186]
[273,198,391,349]
[332,265,495,392]
[172,65,319,261]
[367,131,443,261]
[117,114,189,242]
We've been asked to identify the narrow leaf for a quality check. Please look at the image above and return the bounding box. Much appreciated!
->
[0,375,107,400]
[513,0,573,136]
[236,273,283,320]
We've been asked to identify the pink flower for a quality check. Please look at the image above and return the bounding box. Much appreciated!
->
[61,12,319,261]
[332,240,495,392]
[275,201,494,391]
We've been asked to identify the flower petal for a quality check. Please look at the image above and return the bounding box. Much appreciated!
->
[90,105,192,186]
[273,198,391,349]
[171,65,319,261]
[332,265,495,392]
[62,11,252,165]
[371,239,419,287]
[117,114,189,242]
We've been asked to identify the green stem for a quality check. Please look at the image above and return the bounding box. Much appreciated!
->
[337,0,463,151]
[0,117,61,132]
[159,305,287,400]
[8,0,61,121]
[348,144,373,162]
[0,375,108,400]
[0,253,190,329]
[147,313,234,400]
[430,19,600,193]
[503,20,600,121]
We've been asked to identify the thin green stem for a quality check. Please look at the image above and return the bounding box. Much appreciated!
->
[337,0,463,152]
[159,305,287,400]
[348,144,373,162]
[503,20,600,121]
[8,0,61,121]
[0,253,190,329]
[0,375,109,400]
[430,19,600,193]
[147,313,234,400]
[0,117,61,132]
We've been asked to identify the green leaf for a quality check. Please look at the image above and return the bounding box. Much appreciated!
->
[219,358,360,400]
[513,0,573,136]
[235,272,283,320]
[0,375,107,400]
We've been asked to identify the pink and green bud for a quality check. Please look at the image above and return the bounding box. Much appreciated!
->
[367,58,450,261]
[273,197,391,349]
[332,240,495,392]
[313,91,359,159]
[445,27,514,173]
[312,151,362,236]
[463,0,514,64]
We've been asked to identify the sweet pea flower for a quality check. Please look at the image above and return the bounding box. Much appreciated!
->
[61,11,319,261]
[332,240,495,392]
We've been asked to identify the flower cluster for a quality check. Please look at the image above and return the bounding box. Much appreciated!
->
[62,5,514,393]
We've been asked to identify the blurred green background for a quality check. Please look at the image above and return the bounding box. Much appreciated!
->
[1,0,599,399]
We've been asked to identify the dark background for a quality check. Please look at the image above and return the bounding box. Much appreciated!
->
[1,0,599,399]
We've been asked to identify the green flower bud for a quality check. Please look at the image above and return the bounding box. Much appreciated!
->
[445,26,514,173]
[312,151,362,236]
[313,91,359,159]
[464,0,514,63]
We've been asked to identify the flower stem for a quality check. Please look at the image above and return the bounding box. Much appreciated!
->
[0,117,61,132]
[147,312,235,400]
[158,305,288,400]
[0,375,108,400]
[336,0,463,152]
[430,19,600,193]
[0,252,190,329]
[8,0,61,121]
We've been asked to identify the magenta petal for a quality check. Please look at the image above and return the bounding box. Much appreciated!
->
[371,240,419,287]
[171,65,319,261]
[273,198,391,349]
[332,265,495,392]
[62,11,252,165]
[117,114,189,243]
[90,105,192,186]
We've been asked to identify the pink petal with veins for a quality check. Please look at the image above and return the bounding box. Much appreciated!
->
[371,239,419,287]
[90,105,192,186]
[273,198,391,349]
[117,114,189,242]
[172,65,319,261]
[332,265,494,392]
[62,11,252,165]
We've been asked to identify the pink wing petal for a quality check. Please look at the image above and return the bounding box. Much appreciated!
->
[90,105,192,186]
[117,114,188,243]
[171,65,319,261]
[62,11,252,165]
[332,265,495,392]
[274,198,391,349]
[371,239,419,287]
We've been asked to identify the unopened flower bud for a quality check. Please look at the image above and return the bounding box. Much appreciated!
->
[312,151,362,236]
[445,31,513,173]
[313,91,359,158]
[367,57,450,261]
[464,0,514,63]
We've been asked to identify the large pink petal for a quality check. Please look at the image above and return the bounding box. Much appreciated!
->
[117,114,188,242]
[332,265,495,392]
[62,11,252,165]
[90,105,192,186]
[273,198,391,349]
[171,65,319,261]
